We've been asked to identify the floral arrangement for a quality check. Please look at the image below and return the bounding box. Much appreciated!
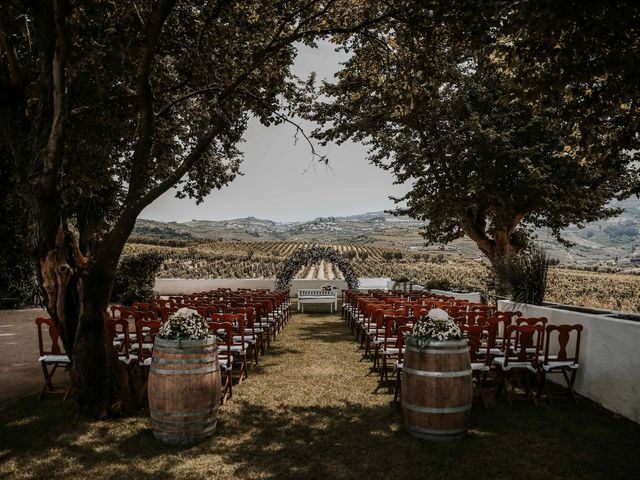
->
[321,283,335,291]
[275,246,359,290]
[158,308,210,340]
[411,308,462,344]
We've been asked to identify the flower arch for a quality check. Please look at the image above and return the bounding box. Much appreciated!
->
[275,246,360,290]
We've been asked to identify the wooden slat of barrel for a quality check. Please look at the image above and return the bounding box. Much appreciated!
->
[401,337,472,441]
[149,337,221,444]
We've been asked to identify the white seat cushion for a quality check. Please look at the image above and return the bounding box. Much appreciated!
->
[542,361,579,371]
[493,357,536,372]
[39,354,70,363]
[471,362,490,372]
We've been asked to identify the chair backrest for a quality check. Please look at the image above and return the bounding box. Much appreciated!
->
[543,324,583,365]
[106,317,133,359]
[134,310,158,322]
[396,325,414,361]
[110,305,130,319]
[503,324,544,367]
[134,318,161,362]
[208,321,233,351]
[210,313,245,339]
[227,307,257,334]
[485,315,514,349]
[160,307,177,322]
[493,311,522,322]
[517,317,548,327]
[463,325,489,364]
[383,316,417,344]
[35,317,65,356]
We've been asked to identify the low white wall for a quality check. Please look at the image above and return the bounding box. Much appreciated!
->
[499,300,640,424]
[430,289,482,303]
[155,278,348,296]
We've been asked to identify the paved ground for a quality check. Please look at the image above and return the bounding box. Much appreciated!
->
[0,308,50,405]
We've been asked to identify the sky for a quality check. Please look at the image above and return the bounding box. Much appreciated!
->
[140,42,410,223]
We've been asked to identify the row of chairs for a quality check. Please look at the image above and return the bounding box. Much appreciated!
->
[341,290,583,406]
[35,288,291,405]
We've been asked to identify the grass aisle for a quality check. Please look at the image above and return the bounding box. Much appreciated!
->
[2,310,640,479]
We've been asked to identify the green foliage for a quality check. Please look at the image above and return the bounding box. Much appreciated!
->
[305,2,638,262]
[112,252,164,306]
[494,245,550,305]
[423,279,452,291]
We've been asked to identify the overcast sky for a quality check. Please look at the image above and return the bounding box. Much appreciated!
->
[141,42,410,223]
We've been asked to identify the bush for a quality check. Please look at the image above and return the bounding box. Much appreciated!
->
[112,252,164,305]
[494,245,550,305]
[423,279,452,291]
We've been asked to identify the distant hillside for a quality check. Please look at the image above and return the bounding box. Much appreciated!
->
[135,197,640,267]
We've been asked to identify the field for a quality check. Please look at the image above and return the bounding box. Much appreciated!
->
[125,239,640,313]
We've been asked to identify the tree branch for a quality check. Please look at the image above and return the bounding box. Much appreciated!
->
[126,0,176,198]
[42,0,69,174]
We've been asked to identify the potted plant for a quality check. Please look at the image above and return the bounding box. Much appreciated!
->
[401,308,472,441]
[148,308,222,444]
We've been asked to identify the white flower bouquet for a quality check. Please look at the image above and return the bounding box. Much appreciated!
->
[411,308,462,344]
[321,283,334,291]
[158,308,210,340]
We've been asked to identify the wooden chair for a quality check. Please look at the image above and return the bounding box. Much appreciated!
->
[375,316,415,390]
[35,317,71,400]
[134,318,161,402]
[463,324,491,407]
[106,317,138,397]
[210,313,249,382]
[209,321,234,404]
[392,325,413,402]
[538,324,583,403]
[493,324,544,405]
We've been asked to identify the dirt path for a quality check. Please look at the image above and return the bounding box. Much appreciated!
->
[0,308,48,405]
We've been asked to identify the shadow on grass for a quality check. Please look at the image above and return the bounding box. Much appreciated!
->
[296,317,354,345]
[2,393,640,480]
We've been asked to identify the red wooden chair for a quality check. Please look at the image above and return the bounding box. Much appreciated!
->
[228,306,261,363]
[35,317,72,400]
[493,324,544,405]
[106,317,138,397]
[134,318,161,402]
[538,324,583,403]
[210,313,249,382]
[392,325,413,402]
[375,316,416,390]
[463,324,491,407]
[208,321,234,404]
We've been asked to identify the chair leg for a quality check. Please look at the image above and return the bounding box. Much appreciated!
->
[563,369,579,404]
[393,370,402,402]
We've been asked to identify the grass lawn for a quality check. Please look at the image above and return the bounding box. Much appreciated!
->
[1,309,639,479]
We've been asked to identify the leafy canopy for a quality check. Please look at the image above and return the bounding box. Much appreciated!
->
[304,2,638,260]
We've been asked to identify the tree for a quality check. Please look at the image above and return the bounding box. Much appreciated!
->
[305,4,637,266]
[0,0,389,415]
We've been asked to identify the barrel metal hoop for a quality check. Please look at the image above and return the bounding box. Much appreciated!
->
[154,346,218,354]
[406,424,468,436]
[404,367,472,378]
[406,346,469,355]
[403,402,471,414]
[152,357,217,365]
[150,407,219,417]
[150,366,219,375]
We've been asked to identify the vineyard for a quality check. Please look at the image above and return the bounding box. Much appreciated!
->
[124,238,640,313]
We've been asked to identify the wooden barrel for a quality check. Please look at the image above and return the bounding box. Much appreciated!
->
[401,336,472,441]
[149,337,221,444]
